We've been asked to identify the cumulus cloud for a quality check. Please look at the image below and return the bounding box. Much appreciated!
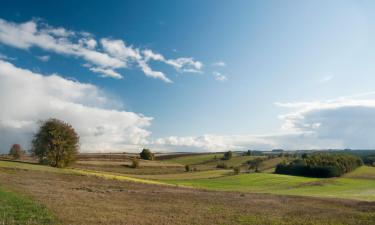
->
[276,92,375,149]
[213,71,227,82]
[0,18,203,82]
[0,59,152,153]
[154,93,375,151]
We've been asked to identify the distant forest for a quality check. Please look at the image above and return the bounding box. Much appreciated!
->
[275,153,363,178]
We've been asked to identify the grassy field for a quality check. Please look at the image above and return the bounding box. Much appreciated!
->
[0,185,57,225]
[165,167,375,201]
[1,159,375,224]
[164,153,223,165]
[73,159,185,175]
[1,164,374,225]
[2,160,374,201]
[131,169,230,180]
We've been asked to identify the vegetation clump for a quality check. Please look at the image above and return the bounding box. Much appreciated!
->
[223,151,232,160]
[131,157,140,168]
[233,167,240,175]
[363,156,375,166]
[140,148,154,160]
[185,164,191,172]
[32,118,79,168]
[248,158,264,172]
[217,162,228,169]
[275,153,363,178]
[9,144,24,159]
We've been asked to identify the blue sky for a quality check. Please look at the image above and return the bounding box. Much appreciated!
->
[1,0,375,152]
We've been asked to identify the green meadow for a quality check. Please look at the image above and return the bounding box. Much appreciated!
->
[0,186,57,225]
[165,167,375,201]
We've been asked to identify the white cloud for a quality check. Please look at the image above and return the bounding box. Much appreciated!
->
[213,71,227,82]
[0,59,152,153]
[0,18,203,82]
[101,38,141,62]
[212,61,226,67]
[36,55,50,62]
[154,93,375,151]
[275,93,375,149]
[89,67,123,79]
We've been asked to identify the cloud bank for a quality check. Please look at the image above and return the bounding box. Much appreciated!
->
[0,18,203,82]
[0,60,152,153]
[154,94,375,151]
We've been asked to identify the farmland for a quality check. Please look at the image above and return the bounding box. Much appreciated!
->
[0,152,375,224]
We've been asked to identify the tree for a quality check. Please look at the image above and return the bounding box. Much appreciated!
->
[9,144,23,159]
[223,151,233,160]
[246,150,252,156]
[140,148,154,160]
[32,119,79,168]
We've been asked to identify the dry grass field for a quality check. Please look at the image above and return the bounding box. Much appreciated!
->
[1,152,375,225]
[1,166,375,225]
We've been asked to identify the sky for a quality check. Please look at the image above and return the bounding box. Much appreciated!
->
[1,0,375,152]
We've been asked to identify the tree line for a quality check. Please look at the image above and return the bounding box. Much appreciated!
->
[275,153,363,178]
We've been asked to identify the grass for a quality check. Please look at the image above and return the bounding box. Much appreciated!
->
[213,155,256,167]
[0,160,169,186]
[1,167,374,225]
[164,153,223,165]
[344,166,375,179]
[131,169,230,180]
[0,186,57,225]
[2,160,374,201]
[165,167,375,201]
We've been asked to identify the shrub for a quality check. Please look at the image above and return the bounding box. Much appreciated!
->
[363,156,375,166]
[275,153,363,178]
[9,144,24,159]
[140,148,154,160]
[248,158,264,172]
[32,118,79,168]
[223,151,233,160]
[185,165,191,172]
[131,157,140,168]
[233,167,240,175]
[217,162,228,169]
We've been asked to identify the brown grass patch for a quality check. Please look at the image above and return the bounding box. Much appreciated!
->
[0,167,374,225]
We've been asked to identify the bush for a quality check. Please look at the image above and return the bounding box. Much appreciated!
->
[140,148,154,160]
[363,156,375,166]
[223,151,233,160]
[185,165,191,172]
[275,153,363,178]
[32,118,79,168]
[131,157,140,168]
[248,158,264,172]
[217,162,228,169]
[9,144,24,159]
[233,167,240,175]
